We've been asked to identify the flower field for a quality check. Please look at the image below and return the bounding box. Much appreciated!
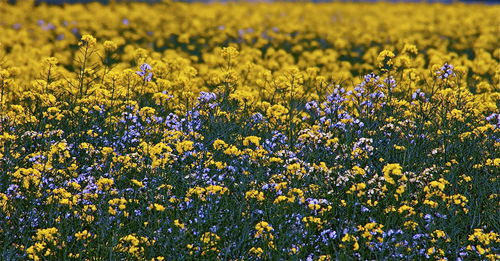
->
[0,1,499,260]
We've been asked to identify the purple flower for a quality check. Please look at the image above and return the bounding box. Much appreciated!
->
[197,92,217,104]
[412,89,427,101]
[436,63,455,79]
[136,63,153,82]
[251,113,264,123]
[384,76,396,90]
[486,113,500,128]
[305,101,318,111]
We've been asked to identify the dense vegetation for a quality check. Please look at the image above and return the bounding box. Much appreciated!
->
[0,1,498,260]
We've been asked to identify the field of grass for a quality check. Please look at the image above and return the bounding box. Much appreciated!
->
[0,1,499,260]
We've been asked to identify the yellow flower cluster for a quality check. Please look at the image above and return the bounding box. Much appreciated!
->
[0,1,498,260]
[114,234,154,259]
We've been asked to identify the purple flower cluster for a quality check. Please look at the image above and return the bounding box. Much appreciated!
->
[436,63,455,79]
[136,63,153,82]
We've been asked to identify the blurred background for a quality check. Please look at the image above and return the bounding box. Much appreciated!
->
[5,0,500,4]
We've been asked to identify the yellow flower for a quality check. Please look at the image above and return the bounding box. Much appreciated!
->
[131,179,144,188]
[273,195,288,204]
[104,40,118,52]
[44,57,59,66]
[302,216,324,228]
[377,50,395,71]
[205,185,229,195]
[249,247,264,256]
[340,234,359,251]
[213,139,227,150]
[32,227,59,242]
[75,230,93,240]
[402,44,418,55]
[245,190,265,201]
[174,219,185,229]
[148,203,165,212]
[352,166,366,176]
[266,104,288,122]
[96,177,114,191]
[79,34,97,47]
[382,163,402,184]
[255,221,273,238]
[200,232,220,246]
[220,46,239,61]
[243,136,261,147]
[176,140,194,154]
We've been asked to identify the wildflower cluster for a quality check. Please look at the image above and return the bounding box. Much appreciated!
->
[0,1,499,260]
